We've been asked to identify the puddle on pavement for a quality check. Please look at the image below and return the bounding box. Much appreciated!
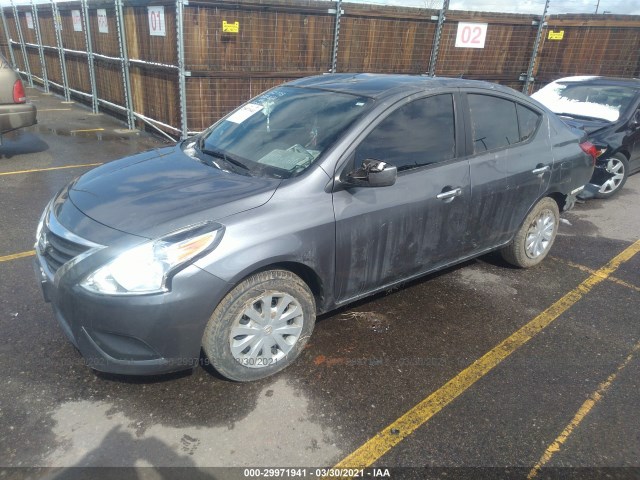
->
[35,125,139,141]
[40,378,340,467]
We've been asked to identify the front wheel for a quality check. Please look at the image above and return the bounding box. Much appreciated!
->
[594,154,628,199]
[202,270,316,382]
[501,197,559,268]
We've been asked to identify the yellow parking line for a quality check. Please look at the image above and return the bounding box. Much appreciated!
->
[332,239,640,471]
[0,250,35,263]
[551,256,640,293]
[527,340,640,478]
[69,128,104,133]
[37,108,72,112]
[0,163,103,176]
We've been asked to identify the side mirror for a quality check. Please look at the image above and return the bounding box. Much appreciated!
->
[346,159,397,188]
[631,110,640,129]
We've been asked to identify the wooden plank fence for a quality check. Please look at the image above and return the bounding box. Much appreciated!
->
[0,0,638,137]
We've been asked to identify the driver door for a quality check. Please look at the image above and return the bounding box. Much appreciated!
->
[332,94,471,303]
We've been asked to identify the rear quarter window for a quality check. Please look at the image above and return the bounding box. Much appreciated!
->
[517,104,542,142]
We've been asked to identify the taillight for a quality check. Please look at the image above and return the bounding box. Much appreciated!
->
[13,79,26,104]
[579,141,598,165]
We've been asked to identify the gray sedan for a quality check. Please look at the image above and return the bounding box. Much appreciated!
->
[34,75,594,381]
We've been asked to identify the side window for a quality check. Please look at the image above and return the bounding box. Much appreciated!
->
[517,104,541,142]
[354,94,455,172]
[468,94,519,153]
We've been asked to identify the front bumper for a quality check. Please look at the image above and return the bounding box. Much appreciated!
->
[34,247,231,376]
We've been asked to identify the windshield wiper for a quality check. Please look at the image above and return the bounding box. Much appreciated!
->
[204,149,250,171]
[197,138,250,172]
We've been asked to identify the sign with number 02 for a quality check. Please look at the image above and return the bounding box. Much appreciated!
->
[455,22,488,49]
[147,6,166,37]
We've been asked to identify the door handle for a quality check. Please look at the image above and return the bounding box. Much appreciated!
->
[532,165,550,176]
[436,187,463,200]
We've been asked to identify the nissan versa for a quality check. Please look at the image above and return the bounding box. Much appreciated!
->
[34,74,595,381]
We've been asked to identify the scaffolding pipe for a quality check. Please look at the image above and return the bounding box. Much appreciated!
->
[523,0,550,94]
[10,0,33,86]
[0,6,17,69]
[31,0,49,93]
[51,0,70,101]
[81,0,99,113]
[330,0,342,73]
[115,0,135,129]
[176,0,188,138]
[428,0,449,76]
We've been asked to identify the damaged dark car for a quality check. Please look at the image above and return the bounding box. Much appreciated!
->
[532,76,640,198]
[34,74,595,382]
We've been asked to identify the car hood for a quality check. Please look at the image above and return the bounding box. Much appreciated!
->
[68,145,281,238]
[557,116,612,135]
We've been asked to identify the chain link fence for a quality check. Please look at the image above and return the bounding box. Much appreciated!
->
[0,0,638,140]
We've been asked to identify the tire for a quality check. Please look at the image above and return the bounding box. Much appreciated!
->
[594,154,629,199]
[501,197,559,268]
[202,270,316,382]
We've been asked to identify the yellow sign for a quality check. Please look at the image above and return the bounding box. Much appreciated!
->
[548,30,564,40]
[222,21,239,33]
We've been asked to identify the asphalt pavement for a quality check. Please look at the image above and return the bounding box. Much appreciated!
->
[0,89,638,479]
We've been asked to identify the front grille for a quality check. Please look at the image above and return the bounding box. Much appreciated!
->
[39,224,92,274]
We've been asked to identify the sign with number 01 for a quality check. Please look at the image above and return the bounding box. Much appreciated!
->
[72,10,82,32]
[455,22,488,49]
[97,9,108,34]
[148,6,166,37]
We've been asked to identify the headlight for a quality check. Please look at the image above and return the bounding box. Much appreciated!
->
[80,222,223,295]
[35,200,52,249]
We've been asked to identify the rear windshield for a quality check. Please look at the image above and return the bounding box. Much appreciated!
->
[200,86,372,178]
[532,81,637,122]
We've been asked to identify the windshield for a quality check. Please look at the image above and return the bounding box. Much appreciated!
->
[532,81,636,122]
[199,86,372,178]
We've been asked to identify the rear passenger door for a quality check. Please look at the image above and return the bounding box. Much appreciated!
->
[464,93,549,251]
[333,93,471,303]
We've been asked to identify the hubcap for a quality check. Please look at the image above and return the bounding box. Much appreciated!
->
[525,209,556,259]
[599,158,625,194]
[230,292,304,369]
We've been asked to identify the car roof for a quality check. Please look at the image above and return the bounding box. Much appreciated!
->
[551,76,640,89]
[288,73,522,100]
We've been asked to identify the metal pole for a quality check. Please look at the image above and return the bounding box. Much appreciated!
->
[11,0,33,86]
[115,0,135,130]
[81,0,98,113]
[0,6,17,69]
[428,0,449,76]
[176,0,188,138]
[523,0,550,94]
[51,0,70,101]
[32,0,49,93]
[330,0,342,73]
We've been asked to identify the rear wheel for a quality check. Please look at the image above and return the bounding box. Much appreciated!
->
[501,197,559,268]
[202,270,315,382]
[595,154,628,199]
